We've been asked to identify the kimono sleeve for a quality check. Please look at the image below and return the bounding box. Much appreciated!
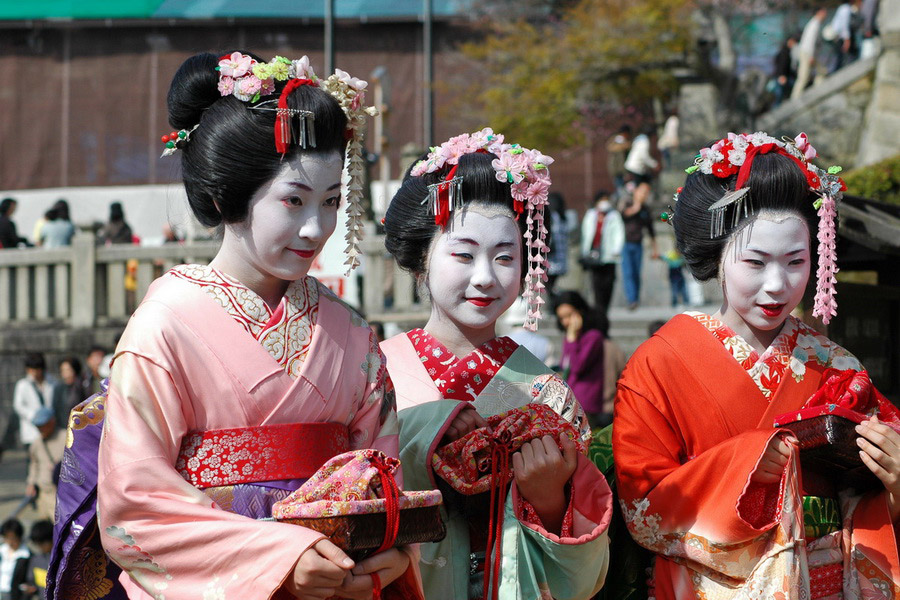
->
[347,329,423,598]
[613,348,795,583]
[349,329,400,471]
[98,352,323,600]
[509,455,613,599]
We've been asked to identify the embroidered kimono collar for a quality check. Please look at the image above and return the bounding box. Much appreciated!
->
[686,312,860,398]
[407,328,518,403]
[167,264,319,378]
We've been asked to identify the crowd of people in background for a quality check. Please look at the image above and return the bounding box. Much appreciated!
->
[771,0,881,106]
[4,348,112,518]
[0,198,139,249]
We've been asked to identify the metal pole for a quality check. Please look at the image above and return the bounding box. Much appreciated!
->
[324,0,334,74]
[423,0,433,147]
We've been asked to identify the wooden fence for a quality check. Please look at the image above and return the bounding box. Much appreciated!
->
[0,231,425,329]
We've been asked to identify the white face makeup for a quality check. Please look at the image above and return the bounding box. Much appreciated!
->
[210,152,343,304]
[423,205,522,351]
[718,212,811,347]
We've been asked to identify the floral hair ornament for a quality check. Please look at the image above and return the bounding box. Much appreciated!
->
[411,128,555,331]
[159,124,199,158]
[215,52,378,274]
[688,131,846,324]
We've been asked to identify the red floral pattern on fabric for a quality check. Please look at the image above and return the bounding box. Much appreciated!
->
[272,449,442,519]
[407,328,519,402]
[167,264,318,378]
[175,423,350,488]
[433,403,587,495]
[517,483,575,538]
[686,313,861,398]
[808,563,842,599]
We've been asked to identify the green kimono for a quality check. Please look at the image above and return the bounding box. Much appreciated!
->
[382,332,612,600]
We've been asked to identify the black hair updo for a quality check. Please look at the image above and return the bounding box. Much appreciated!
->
[383,151,528,276]
[673,151,819,281]
[167,52,349,228]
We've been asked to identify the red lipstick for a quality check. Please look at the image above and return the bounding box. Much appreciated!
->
[288,248,315,259]
[759,303,785,317]
[467,297,496,307]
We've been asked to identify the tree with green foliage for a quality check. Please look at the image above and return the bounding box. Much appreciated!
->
[459,0,693,151]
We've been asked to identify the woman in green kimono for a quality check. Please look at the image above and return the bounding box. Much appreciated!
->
[381,129,613,600]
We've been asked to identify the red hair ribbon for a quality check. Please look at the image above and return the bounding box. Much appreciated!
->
[275,78,317,154]
[434,164,459,229]
[735,142,811,191]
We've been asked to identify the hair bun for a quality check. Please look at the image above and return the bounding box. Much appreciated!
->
[167,53,223,130]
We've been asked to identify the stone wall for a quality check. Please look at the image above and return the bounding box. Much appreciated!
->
[757,57,878,168]
[857,0,900,166]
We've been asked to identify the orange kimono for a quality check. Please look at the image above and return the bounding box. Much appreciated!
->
[613,313,899,599]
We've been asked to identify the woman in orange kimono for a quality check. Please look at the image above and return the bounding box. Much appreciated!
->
[613,132,900,599]
[55,52,418,600]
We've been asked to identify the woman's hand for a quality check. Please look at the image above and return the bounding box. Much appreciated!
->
[751,435,797,484]
[285,539,355,599]
[336,548,411,600]
[565,311,583,343]
[442,405,488,444]
[513,434,578,534]
[856,416,900,522]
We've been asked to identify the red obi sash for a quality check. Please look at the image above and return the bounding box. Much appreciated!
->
[176,422,350,488]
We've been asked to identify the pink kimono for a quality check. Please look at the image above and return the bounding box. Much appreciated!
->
[97,265,404,599]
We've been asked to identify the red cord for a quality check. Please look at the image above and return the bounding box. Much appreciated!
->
[482,440,511,600]
[374,459,401,553]
[371,572,382,600]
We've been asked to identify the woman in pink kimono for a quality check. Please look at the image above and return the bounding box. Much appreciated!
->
[380,130,613,599]
[81,52,416,600]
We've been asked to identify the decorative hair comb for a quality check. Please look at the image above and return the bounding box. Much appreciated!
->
[686,131,846,324]
[410,128,554,331]
[161,52,378,275]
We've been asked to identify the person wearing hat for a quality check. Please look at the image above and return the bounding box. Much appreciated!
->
[25,408,65,522]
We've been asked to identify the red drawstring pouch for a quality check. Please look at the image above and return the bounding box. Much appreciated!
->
[432,403,586,495]
[773,369,900,489]
[431,403,585,600]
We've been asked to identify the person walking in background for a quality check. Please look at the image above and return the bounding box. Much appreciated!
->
[20,521,53,600]
[605,124,632,194]
[657,112,680,169]
[602,331,627,421]
[96,201,134,245]
[83,346,107,396]
[829,0,862,72]
[660,248,688,307]
[623,124,659,213]
[55,356,89,427]
[0,199,27,249]
[580,190,625,317]
[772,34,797,106]
[25,408,66,522]
[545,192,571,297]
[503,297,555,365]
[793,8,827,99]
[38,201,75,248]
[0,519,29,600]
[12,353,56,451]
[619,186,659,310]
[861,0,880,57]
[555,291,608,428]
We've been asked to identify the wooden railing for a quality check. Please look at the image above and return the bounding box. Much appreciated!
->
[0,230,426,328]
